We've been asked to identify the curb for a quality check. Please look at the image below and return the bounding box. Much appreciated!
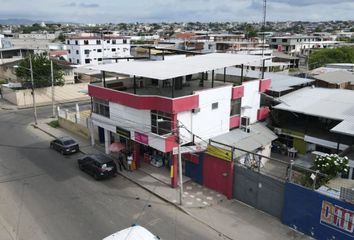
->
[33,123,234,240]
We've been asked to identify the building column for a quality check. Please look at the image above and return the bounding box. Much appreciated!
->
[349,167,353,180]
[89,119,95,146]
[171,154,178,188]
[104,129,111,155]
[133,141,140,170]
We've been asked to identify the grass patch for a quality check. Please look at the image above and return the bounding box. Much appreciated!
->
[47,120,59,128]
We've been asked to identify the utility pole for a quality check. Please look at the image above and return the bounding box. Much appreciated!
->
[260,0,267,79]
[50,60,55,117]
[29,55,38,125]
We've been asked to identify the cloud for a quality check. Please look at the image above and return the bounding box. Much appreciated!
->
[269,0,353,6]
[79,3,99,8]
[63,2,76,7]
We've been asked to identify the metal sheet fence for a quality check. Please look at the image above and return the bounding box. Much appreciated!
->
[233,164,285,219]
[283,182,354,239]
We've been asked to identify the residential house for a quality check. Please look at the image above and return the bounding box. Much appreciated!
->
[268,35,339,56]
[65,34,131,65]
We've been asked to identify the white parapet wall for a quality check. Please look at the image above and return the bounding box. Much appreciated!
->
[1,83,90,107]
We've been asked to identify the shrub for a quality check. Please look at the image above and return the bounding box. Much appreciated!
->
[314,154,348,178]
[47,120,59,128]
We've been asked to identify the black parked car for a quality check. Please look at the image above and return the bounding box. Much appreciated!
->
[77,154,117,180]
[50,137,80,155]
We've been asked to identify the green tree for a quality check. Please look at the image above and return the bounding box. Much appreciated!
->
[314,26,322,32]
[57,33,65,42]
[308,46,354,69]
[16,54,64,88]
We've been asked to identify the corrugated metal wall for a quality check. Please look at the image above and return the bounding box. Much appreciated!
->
[203,153,233,199]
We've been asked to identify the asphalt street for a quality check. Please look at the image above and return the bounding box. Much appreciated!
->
[0,105,225,240]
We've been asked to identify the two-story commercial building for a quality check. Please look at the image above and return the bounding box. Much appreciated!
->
[86,53,272,190]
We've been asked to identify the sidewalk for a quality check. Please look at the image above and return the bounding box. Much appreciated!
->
[0,98,17,110]
[34,120,307,240]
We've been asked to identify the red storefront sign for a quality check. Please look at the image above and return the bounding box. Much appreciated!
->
[134,131,149,145]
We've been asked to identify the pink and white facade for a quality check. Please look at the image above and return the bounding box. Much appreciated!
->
[87,54,271,188]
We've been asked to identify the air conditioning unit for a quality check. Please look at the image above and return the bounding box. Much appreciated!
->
[241,116,250,126]
[240,116,250,133]
[192,108,200,113]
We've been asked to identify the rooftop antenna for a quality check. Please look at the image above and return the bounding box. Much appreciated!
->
[260,0,267,79]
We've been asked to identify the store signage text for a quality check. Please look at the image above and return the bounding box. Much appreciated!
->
[320,200,354,235]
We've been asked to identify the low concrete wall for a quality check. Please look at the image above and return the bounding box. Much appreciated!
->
[58,117,90,139]
[1,83,90,107]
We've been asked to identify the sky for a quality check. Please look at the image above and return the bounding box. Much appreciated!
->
[0,0,353,23]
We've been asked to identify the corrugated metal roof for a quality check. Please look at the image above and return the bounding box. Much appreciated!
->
[331,120,354,137]
[211,122,277,158]
[313,70,354,84]
[276,87,354,137]
[274,87,354,121]
[86,53,267,80]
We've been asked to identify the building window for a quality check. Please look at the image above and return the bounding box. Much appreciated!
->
[230,99,241,116]
[97,49,102,53]
[67,40,70,44]
[107,40,110,43]
[84,40,89,45]
[68,50,71,54]
[123,39,127,44]
[85,59,90,64]
[77,59,80,64]
[96,40,101,44]
[112,40,116,44]
[93,49,96,51]
[112,48,116,52]
[98,58,102,61]
[93,98,110,118]
[76,50,79,54]
[151,110,172,135]
[75,40,78,45]
[84,49,90,54]
[282,39,287,43]
[69,58,72,63]
[271,39,276,42]
[212,102,218,110]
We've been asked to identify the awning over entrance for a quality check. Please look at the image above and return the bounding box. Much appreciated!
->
[109,142,125,152]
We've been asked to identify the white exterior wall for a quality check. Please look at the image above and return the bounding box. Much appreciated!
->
[66,38,131,65]
[178,86,232,144]
[241,80,261,124]
[0,34,3,48]
[18,33,56,40]
[109,102,166,152]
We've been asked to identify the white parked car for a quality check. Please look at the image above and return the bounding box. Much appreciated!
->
[103,225,160,240]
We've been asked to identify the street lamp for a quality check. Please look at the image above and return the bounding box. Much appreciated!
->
[14,55,38,125]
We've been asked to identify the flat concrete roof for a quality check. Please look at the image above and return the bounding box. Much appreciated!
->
[86,53,268,80]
